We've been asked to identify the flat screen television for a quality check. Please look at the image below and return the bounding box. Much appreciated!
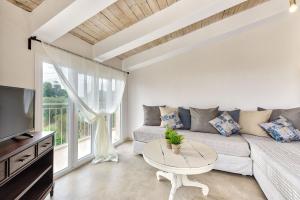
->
[0,85,35,142]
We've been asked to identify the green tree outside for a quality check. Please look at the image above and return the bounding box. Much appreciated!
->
[43,82,68,145]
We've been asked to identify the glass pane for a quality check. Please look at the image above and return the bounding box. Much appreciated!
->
[77,110,92,159]
[112,106,121,144]
[43,63,69,173]
[78,73,85,98]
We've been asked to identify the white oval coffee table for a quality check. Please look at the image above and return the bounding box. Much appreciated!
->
[143,139,217,200]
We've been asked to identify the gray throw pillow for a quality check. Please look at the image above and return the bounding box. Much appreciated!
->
[190,107,219,133]
[178,107,191,130]
[219,109,240,123]
[143,105,164,126]
[258,107,300,130]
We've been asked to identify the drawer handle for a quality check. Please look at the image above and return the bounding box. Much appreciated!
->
[18,154,31,162]
[41,143,50,147]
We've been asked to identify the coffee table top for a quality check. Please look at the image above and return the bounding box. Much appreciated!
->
[143,139,217,175]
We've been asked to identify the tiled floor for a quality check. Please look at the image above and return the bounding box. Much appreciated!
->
[54,131,120,173]
[48,142,266,200]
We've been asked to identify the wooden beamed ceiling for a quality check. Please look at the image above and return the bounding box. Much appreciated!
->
[69,0,180,44]
[8,0,268,60]
[118,0,268,59]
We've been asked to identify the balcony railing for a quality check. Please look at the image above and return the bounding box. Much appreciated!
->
[43,103,91,147]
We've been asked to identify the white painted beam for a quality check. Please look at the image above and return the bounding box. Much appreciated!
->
[122,0,289,71]
[30,0,117,43]
[93,0,246,62]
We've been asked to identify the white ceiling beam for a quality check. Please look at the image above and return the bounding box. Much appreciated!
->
[122,0,289,71]
[93,0,246,62]
[30,0,117,43]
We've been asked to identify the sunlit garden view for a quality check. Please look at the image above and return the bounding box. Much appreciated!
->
[43,81,90,146]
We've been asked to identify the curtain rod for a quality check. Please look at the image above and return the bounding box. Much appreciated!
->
[28,36,129,75]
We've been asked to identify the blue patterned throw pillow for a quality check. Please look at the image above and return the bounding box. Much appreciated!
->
[161,112,183,129]
[260,116,300,142]
[209,112,240,136]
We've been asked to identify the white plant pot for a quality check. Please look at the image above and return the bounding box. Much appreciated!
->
[172,144,181,154]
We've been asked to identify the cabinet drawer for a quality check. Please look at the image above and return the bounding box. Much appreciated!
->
[0,161,5,182]
[10,146,35,174]
[38,136,53,155]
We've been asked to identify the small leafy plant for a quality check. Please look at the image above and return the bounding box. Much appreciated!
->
[164,126,173,140]
[169,131,184,145]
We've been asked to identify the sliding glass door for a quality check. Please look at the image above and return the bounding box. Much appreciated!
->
[37,60,123,177]
[43,63,70,173]
[42,62,93,176]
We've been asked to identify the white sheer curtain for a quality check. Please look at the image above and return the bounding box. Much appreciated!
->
[41,44,126,163]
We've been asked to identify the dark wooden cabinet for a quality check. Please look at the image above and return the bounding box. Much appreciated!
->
[0,132,54,200]
[0,161,5,182]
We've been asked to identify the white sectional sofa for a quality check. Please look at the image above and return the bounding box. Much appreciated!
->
[133,126,300,200]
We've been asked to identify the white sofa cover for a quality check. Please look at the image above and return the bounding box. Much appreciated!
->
[133,126,253,176]
[133,126,300,200]
[243,134,300,200]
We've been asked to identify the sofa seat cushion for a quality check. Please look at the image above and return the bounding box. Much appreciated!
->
[133,126,250,157]
[243,134,300,199]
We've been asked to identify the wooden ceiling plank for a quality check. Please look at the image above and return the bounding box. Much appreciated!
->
[84,20,108,40]
[28,0,40,6]
[147,0,160,13]
[107,4,132,27]
[78,24,104,41]
[124,0,146,20]
[16,0,38,7]
[8,0,41,11]
[166,0,176,6]
[136,0,153,17]
[76,27,100,43]
[96,13,120,33]
[156,0,168,9]
[7,0,33,11]
[236,1,250,12]
[70,28,98,44]
[31,0,43,4]
[102,8,125,30]
[16,0,38,11]
[90,15,116,36]
[116,0,139,23]
[70,31,95,44]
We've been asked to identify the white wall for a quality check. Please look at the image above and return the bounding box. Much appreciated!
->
[127,11,300,136]
[0,1,34,89]
[0,0,93,89]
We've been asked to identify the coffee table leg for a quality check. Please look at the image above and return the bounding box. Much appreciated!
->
[181,175,209,196]
[169,176,177,200]
[156,172,209,199]
[156,171,174,181]
[156,171,180,200]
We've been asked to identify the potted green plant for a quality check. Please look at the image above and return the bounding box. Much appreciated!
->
[169,131,184,154]
[164,127,173,149]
